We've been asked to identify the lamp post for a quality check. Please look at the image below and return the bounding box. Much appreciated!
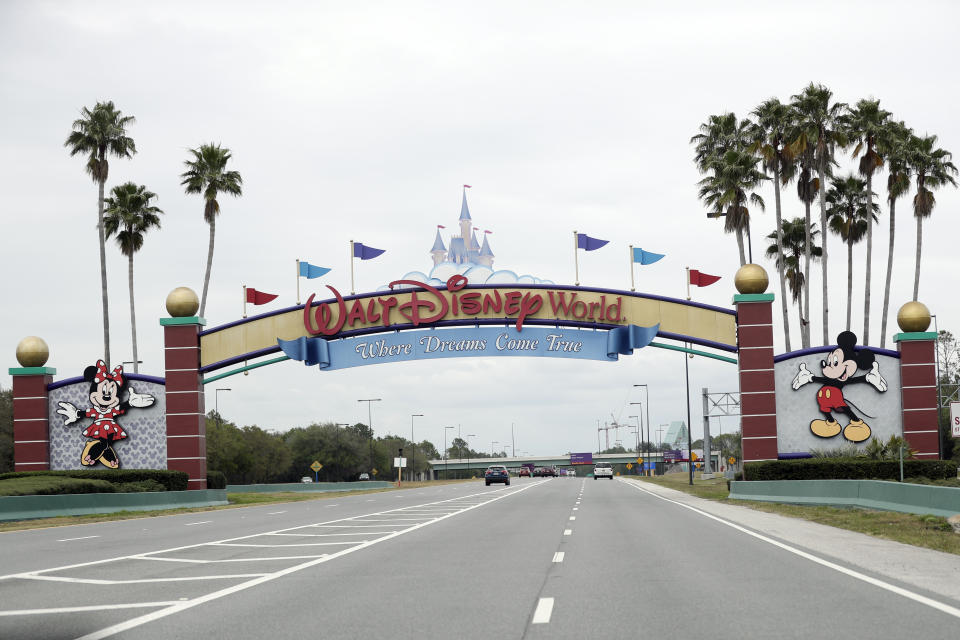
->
[633,384,651,476]
[628,415,640,475]
[491,441,499,457]
[335,423,349,482]
[630,401,645,476]
[122,360,143,374]
[444,426,455,479]
[410,414,423,482]
[358,398,381,474]
[465,433,476,478]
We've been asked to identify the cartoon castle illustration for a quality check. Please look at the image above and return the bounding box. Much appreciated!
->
[429,188,495,268]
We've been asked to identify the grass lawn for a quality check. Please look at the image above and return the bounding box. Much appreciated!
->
[635,471,960,556]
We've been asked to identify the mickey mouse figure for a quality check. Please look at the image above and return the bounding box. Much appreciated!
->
[791,331,887,443]
[55,360,155,468]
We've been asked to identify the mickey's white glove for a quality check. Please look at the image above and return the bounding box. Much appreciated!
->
[127,389,155,408]
[56,401,80,425]
[865,362,887,392]
[792,363,814,389]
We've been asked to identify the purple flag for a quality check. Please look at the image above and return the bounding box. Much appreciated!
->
[353,242,386,260]
[577,233,608,251]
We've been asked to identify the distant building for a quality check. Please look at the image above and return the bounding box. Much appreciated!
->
[430,188,494,268]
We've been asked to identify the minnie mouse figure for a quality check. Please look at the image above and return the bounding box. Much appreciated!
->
[55,360,155,468]
[791,331,887,443]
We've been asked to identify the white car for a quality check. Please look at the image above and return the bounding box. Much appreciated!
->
[593,462,613,479]
[300,476,313,483]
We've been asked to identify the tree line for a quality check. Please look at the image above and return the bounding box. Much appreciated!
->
[65,101,242,370]
[694,83,957,351]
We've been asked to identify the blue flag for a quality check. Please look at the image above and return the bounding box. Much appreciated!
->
[353,242,386,260]
[299,261,331,279]
[577,233,608,251]
[632,247,665,265]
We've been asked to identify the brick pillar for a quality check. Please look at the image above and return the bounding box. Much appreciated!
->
[894,331,939,458]
[9,367,56,471]
[734,293,777,464]
[161,317,207,489]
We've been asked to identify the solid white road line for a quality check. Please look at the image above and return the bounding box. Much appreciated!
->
[622,480,960,621]
[552,552,565,563]
[267,511,287,515]
[18,574,267,585]
[184,521,212,526]
[57,535,100,542]
[532,597,554,624]
[133,555,326,564]
[0,602,181,617]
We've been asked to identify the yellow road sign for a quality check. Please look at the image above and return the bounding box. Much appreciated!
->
[310,461,322,472]
[636,458,643,464]
[372,468,378,475]
[728,457,736,465]
[626,463,633,470]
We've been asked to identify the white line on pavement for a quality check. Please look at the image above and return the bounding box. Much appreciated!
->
[184,521,212,526]
[267,511,287,515]
[552,552,564,563]
[563,529,572,536]
[0,602,181,617]
[621,480,960,621]
[532,597,554,624]
[569,516,576,521]
[18,574,267,585]
[56,535,100,542]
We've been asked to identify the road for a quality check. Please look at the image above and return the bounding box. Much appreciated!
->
[1,477,959,639]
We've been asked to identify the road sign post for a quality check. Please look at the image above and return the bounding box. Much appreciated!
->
[310,460,322,482]
[952,402,960,438]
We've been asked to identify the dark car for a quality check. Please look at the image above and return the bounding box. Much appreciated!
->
[485,465,510,486]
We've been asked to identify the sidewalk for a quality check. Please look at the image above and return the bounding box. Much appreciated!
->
[622,478,960,603]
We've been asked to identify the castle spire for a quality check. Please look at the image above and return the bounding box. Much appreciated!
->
[459,188,472,221]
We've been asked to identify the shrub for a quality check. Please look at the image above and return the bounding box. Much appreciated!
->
[743,459,958,481]
[0,476,116,496]
[0,469,189,491]
[206,470,227,489]
[115,479,167,493]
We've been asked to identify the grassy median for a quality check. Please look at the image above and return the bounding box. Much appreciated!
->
[634,472,960,556]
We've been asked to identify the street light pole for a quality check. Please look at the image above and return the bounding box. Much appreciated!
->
[491,441,499,456]
[630,401,644,475]
[410,414,423,482]
[444,426,455,479]
[633,384,651,476]
[122,360,143,374]
[358,398,381,475]
[466,433,476,478]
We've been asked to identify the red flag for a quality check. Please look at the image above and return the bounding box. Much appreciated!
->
[246,287,279,305]
[437,224,446,229]
[484,229,493,234]
[463,184,472,188]
[689,269,721,287]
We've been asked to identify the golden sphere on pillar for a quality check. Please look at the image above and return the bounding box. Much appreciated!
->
[897,301,931,332]
[166,287,200,317]
[16,336,49,367]
[734,264,768,294]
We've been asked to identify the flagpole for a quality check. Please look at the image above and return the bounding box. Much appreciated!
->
[573,230,580,286]
[685,267,691,301]
[296,259,301,305]
[350,240,355,295]
[629,245,635,292]
[242,285,247,319]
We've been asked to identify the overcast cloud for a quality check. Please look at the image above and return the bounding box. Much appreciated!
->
[2,1,958,457]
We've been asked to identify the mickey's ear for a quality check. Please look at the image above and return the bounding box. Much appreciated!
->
[83,365,98,382]
[837,331,857,348]
[857,349,876,370]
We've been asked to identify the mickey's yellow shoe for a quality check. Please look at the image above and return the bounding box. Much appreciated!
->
[810,419,841,438]
[843,420,871,443]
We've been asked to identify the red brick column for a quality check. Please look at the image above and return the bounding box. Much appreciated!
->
[734,294,777,464]
[161,317,207,489]
[894,332,939,458]
[9,368,56,471]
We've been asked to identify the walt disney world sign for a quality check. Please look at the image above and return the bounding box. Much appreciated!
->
[198,276,738,373]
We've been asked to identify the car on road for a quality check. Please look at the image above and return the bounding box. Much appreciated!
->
[300,477,313,483]
[593,461,613,479]
[485,465,510,486]
[518,467,531,477]
[359,472,370,481]
[565,469,576,477]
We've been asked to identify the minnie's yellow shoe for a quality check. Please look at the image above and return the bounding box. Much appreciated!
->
[843,420,871,443]
[810,419,842,438]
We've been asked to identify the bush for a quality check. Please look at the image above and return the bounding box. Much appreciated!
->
[206,470,227,489]
[743,459,958,481]
[0,469,189,491]
[115,479,167,493]
[0,476,117,496]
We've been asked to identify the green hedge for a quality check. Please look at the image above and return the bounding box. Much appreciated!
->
[206,471,227,489]
[0,476,118,496]
[744,459,958,481]
[0,469,189,491]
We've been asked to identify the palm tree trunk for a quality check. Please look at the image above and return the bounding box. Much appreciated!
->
[846,237,853,331]
[819,156,829,345]
[914,215,922,301]
[773,164,791,351]
[880,197,897,348]
[97,177,111,367]
[735,227,746,266]
[128,253,138,374]
[863,171,874,344]
[803,199,812,348]
[200,217,216,317]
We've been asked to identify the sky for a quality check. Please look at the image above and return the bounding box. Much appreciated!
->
[2,1,959,459]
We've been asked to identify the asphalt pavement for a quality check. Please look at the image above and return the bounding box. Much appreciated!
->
[1,476,959,639]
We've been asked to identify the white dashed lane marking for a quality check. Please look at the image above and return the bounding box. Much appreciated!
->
[563,529,572,536]
[184,521,212,526]
[552,552,564,563]
[532,597,554,624]
[57,536,100,542]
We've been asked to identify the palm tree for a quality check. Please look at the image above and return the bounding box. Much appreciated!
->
[791,83,847,345]
[844,99,891,344]
[697,149,768,265]
[181,144,243,317]
[103,183,163,374]
[907,134,958,300]
[750,98,796,351]
[766,218,821,334]
[826,176,878,331]
[64,101,137,366]
[692,113,753,263]
[791,143,818,348]
[878,121,913,348]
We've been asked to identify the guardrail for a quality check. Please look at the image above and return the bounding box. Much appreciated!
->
[729,479,960,518]
[0,489,228,522]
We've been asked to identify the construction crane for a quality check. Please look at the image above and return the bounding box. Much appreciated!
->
[609,413,626,448]
[597,421,617,451]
